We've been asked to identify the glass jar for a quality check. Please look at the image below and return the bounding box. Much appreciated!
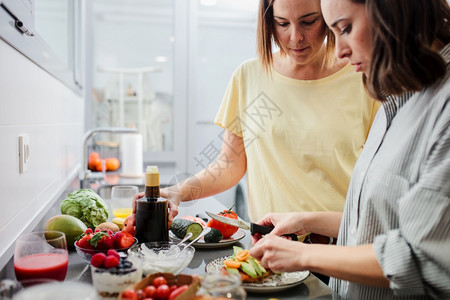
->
[197,272,246,300]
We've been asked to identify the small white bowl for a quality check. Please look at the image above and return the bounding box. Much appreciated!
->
[128,241,195,276]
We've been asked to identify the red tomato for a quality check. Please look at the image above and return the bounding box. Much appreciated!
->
[152,276,168,287]
[155,284,170,300]
[122,289,138,300]
[143,285,156,298]
[168,285,189,300]
[207,207,239,238]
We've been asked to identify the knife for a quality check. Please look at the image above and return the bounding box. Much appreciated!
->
[205,211,298,241]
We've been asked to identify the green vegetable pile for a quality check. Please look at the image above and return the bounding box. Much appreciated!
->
[61,189,109,229]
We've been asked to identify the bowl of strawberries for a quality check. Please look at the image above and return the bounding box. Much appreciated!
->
[74,228,137,264]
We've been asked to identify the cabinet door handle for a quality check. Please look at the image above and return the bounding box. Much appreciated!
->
[15,20,34,36]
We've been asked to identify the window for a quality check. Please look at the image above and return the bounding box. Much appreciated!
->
[91,0,175,152]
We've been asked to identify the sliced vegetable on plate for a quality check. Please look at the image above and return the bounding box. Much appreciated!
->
[170,218,204,241]
[221,246,271,283]
[205,247,310,293]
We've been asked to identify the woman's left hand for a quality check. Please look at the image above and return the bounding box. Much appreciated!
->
[250,234,306,273]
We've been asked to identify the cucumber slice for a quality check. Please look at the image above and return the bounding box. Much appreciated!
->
[170,219,194,239]
[240,261,258,278]
[225,266,240,276]
[170,218,204,241]
[233,246,244,256]
[185,222,204,241]
[248,257,263,276]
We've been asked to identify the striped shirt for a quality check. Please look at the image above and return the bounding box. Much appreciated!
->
[330,43,450,299]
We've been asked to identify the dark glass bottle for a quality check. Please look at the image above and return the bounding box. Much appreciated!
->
[135,166,169,243]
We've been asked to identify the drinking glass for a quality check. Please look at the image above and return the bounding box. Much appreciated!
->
[197,271,246,300]
[13,281,97,300]
[14,231,68,282]
[111,185,139,218]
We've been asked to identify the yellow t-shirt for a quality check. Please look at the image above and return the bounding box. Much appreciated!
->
[215,58,380,221]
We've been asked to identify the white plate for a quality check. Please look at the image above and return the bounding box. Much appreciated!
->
[205,256,310,293]
[170,229,246,249]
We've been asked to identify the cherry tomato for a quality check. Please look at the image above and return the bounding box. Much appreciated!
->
[136,289,144,299]
[169,285,177,292]
[143,285,156,298]
[207,206,239,238]
[155,284,170,300]
[122,289,138,300]
[168,285,189,300]
[152,276,168,287]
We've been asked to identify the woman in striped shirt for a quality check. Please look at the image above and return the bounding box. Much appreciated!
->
[250,0,450,298]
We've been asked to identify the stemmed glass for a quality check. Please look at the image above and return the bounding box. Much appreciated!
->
[111,185,139,219]
[14,231,68,283]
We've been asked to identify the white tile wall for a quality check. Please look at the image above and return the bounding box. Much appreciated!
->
[0,39,84,270]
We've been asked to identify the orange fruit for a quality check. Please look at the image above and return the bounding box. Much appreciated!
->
[95,159,107,172]
[106,158,120,172]
[88,152,101,171]
[88,157,101,171]
[89,151,100,161]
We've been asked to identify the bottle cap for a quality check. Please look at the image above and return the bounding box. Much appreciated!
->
[146,166,159,174]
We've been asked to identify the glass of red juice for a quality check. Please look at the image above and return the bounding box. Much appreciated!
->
[14,231,68,283]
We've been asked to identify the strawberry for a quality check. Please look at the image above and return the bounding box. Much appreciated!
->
[89,231,114,250]
[104,255,120,269]
[114,231,135,249]
[76,234,93,249]
[85,228,93,235]
[90,252,106,268]
[107,249,120,261]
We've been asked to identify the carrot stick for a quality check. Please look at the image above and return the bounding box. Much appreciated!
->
[235,250,250,261]
[224,259,241,268]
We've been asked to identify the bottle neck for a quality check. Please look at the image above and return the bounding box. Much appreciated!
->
[144,171,160,198]
[144,185,160,198]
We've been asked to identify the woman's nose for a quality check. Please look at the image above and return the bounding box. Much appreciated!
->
[291,26,304,42]
[335,38,350,59]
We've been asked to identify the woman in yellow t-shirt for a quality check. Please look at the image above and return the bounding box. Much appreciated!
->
[133,0,379,224]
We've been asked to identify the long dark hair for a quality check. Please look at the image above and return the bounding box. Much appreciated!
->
[352,0,450,100]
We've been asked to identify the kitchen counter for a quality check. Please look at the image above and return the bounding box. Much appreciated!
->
[68,196,335,299]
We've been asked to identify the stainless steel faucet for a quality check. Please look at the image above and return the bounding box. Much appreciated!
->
[81,127,138,188]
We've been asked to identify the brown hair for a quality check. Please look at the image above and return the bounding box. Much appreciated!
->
[257,0,336,73]
[352,0,450,100]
